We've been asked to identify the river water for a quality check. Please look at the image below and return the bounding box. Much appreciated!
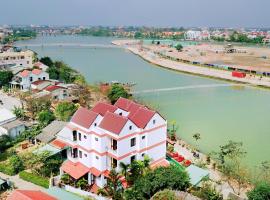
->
[16,35,270,168]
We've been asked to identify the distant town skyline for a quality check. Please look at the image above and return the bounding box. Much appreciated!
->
[1,0,270,28]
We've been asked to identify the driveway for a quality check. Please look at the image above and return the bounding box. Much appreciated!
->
[0,91,22,110]
[0,172,44,190]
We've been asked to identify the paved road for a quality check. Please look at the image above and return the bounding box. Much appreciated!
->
[0,91,21,110]
[0,172,44,190]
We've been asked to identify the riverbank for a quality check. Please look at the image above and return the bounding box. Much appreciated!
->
[112,40,270,88]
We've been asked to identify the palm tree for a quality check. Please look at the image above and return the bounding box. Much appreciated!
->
[98,169,123,200]
[119,162,129,180]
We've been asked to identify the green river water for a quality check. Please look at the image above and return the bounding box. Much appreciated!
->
[16,35,270,168]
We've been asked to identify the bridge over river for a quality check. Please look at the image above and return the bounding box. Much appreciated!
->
[131,83,245,94]
[16,43,121,48]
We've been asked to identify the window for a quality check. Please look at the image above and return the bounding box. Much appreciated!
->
[111,139,117,150]
[119,112,122,116]
[95,137,98,142]
[84,135,87,139]
[79,150,82,158]
[71,148,78,158]
[78,133,81,141]
[141,153,145,157]
[43,77,45,80]
[130,155,136,163]
[142,135,145,140]
[84,154,87,157]
[29,77,33,82]
[94,123,97,127]
[96,156,99,160]
[111,158,117,168]
[72,130,77,141]
[129,126,132,130]
[130,138,136,147]
[153,119,156,124]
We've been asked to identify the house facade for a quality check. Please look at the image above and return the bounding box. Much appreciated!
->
[0,47,34,68]
[0,108,25,138]
[10,69,49,90]
[56,97,167,188]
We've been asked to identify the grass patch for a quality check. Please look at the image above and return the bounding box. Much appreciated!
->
[19,171,49,188]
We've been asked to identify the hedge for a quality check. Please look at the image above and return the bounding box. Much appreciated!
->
[19,171,49,188]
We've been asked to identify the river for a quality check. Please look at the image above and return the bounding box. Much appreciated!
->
[16,35,270,168]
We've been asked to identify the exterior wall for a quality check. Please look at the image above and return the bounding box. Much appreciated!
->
[0,124,25,138]
[114,108,129,117]
[50,88,69,100]
[9,124,25,138]
[0,50,33,68]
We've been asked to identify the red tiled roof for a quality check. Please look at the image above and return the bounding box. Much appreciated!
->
[127,102,143,117]
[33,62,42,67]
[129,107,155,128]
[99,112,128,134]
[114,97,133,111]
[7,190,57,200]
[91,102,117,116]
[19,70,31,78]
[103,170,110,178]
[61,161,89,179]
[150,159,170,169]
[90,167,102,177]
[71,107,99,129]
[44,85,65,92]
[32,69,42,75]
[50,139,67,149]
[90,184,100,194]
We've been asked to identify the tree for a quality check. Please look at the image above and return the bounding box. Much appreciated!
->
[213,140,248,195]
[9,154,24,174]
[0,71,13,87]
[151,189,177,200]
[37,110,55,125]
[167,120,178,141]
[0,135,12,152]
[175,43,183,51]
[25,96,51,119]
[107,84,131,104]
[12,106,26,120]
[40,57,54,67]
[125,166,190,200]
[193,181,223,200]
[76,178,88,190]
[119,162,130,180]
[247,182,270,200]
[98,169,123,200]
[54,102,78,121]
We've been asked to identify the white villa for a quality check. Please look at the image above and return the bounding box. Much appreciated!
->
[54,97,168,189]
[10,69,49,90]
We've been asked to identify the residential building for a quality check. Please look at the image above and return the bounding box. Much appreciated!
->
[10,69,49,90]
[185,30,201,40]
[0,46,34,68]
[36,120,67,144]
[33,61,49,71]
[44,85,69,100]
[55,97,168,188]
[0,108,25,138]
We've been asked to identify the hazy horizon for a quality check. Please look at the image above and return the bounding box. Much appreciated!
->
[1,0,270,28]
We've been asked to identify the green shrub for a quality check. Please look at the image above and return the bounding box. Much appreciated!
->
[19,171,49,188]
[0,162,15,175]
[247,182,270,200]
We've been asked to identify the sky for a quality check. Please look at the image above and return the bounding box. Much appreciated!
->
[1,0,270,28]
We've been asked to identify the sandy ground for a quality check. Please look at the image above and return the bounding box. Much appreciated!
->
[148,43,270,71]
[112,40,270,88]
